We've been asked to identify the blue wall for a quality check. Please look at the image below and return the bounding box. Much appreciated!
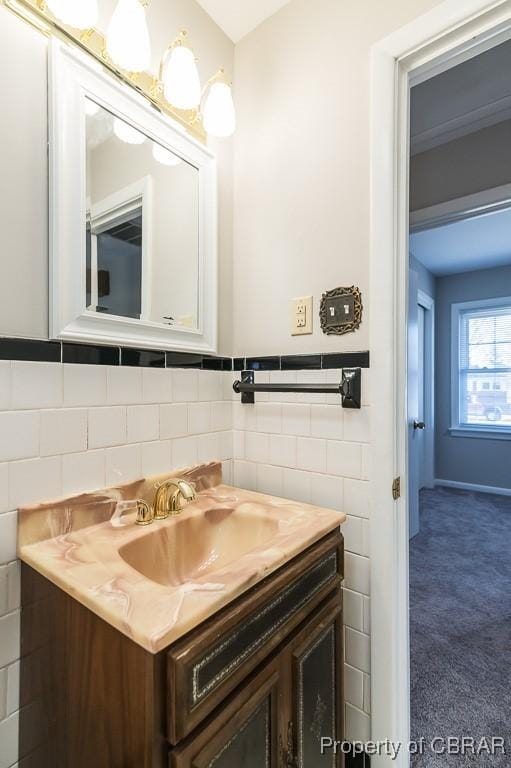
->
[435,263,511,489]
[410,253,436,298]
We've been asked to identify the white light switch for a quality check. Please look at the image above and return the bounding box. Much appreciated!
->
[291,296,313,335]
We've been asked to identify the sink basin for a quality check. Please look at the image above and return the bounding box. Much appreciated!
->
[18,461,346,652]
[118,505,280,586]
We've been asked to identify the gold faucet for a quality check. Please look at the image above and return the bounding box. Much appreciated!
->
[153,478,197,519]
[112,499,154,527]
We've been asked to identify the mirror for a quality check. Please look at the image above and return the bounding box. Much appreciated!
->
[85,101,199,330]
[50,40,217,353]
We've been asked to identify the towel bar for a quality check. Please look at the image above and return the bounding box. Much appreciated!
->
[233,368,361,408]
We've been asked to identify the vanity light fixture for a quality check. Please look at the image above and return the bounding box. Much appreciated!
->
[160,30,202,110]
[45,0,98,29]
[106,0,151,73]
[203,69,236,138]
[152,143,182,166]
[113,117,146,144]
[3,0,236,142]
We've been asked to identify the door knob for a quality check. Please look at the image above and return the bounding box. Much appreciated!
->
[413,420,425,430]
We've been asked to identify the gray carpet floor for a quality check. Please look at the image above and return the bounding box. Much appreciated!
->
[409,487,511,767]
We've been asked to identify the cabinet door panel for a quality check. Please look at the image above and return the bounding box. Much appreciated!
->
[202,699,269,768]
[291,594,343,768]
[170,658,281,768]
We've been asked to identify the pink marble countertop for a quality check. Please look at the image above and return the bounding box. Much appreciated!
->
[17,462,345,654]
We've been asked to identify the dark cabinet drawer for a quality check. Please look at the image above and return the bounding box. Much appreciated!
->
[167,531,343,744]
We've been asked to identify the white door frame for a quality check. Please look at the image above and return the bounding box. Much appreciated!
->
[369,1,511,765]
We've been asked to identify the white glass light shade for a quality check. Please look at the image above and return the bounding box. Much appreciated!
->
[152,144,182,166]
[113,118,146,145]
[203,82,236,138]
[163,46,201,110]
[85,99,100,117]
[106,0,151,73]
[46,0,98,29]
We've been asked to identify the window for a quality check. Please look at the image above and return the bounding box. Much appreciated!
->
[453,298,511,433]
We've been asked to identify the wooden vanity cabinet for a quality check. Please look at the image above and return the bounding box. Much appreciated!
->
[19,530,343,768]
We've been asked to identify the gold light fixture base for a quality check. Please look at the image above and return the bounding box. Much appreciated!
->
[2,0,207,143]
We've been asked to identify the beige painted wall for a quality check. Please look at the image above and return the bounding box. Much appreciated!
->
[0,11,48,340]
[0,0,234,353]
[232,0,444,357]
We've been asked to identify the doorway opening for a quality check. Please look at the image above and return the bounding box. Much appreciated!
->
[407,40,511,765]
[370,3,511,765]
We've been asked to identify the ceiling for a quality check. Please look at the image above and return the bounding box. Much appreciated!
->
[196,0,291,43]
[410,38,511,155]
[410,208,511,276]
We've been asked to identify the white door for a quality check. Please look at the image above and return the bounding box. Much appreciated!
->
[408,274,434,539]
[408,270,421,539]
[417,305,426,489]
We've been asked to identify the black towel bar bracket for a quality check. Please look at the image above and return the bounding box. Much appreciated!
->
[233,368,361,408]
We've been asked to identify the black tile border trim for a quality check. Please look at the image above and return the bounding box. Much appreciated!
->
[0,338,61,363]
[322,351,370,369]
[0,337,369,371]
[282,354,322,370]
[121,348,165,368]
[63,342,120,366]
[245,355,280,370]
[165,352,206,369]
[202,356,234,371]
[243,351,370,371]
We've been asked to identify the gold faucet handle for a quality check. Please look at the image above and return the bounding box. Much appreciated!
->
[135,499,153,526]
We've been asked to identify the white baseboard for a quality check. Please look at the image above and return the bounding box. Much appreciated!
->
[434,478,511,497]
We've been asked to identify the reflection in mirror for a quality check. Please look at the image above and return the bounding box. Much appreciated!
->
[85,98,199,329]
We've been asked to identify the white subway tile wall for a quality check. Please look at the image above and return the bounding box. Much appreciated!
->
[40,408,88,457]
[141,367,172,404]
[105,444,142,486]
[231,368,371,741]
[0,362,372,762]
[126,405,160,444]
[63,363,108,406]
[107,366,143,404]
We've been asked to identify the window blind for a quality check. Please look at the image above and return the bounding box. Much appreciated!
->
[458,304,511,428]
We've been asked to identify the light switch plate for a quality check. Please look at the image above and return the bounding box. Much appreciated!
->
[319,286,362,335]
[291,296,313,335]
